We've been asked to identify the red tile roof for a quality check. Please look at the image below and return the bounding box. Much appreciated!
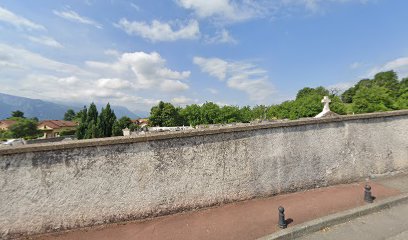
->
[38,120,77,129]
[0,120,17,126]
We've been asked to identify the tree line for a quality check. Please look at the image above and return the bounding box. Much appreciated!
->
[149,70,408,127]
[68,103,140,139]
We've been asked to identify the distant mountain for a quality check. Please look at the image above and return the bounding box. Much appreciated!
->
[0,93,145,120]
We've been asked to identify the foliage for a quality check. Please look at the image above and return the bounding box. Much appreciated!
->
[180,104,201,127]
[352,86,395,113]
[11,110,25,118]
[8,118,40,138]
[149,101,183,127]
[200,102,220,124]
[97,103,117,137]
[75,106,88,139]
[63,109,76,121]
[59,129,76,136]
[112,116,133,136]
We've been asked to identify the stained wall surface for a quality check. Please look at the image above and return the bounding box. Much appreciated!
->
[1,111,407,238]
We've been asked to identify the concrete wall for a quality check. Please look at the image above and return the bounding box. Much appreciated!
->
[1,111,408,238]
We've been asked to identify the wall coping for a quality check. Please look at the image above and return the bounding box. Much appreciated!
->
[1,110,407,156]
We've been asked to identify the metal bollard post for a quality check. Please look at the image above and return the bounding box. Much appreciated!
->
[278,206,287,229]
[364,184,373,203]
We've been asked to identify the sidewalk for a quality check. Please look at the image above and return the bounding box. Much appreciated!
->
[30,174,406,240]
[293,173,408,240]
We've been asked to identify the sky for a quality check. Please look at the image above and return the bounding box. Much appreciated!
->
[1,0,408,112]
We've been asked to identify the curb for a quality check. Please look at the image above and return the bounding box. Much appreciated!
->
[257,193,408,240]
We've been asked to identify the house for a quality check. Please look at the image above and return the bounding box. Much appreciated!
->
[132,118,149,128]
[0,120,17,131]
[37,120,77,138]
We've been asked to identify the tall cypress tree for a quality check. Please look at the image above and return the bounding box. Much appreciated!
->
[76,106,88,139]
[97,103,117,137]
[84,103,99,139]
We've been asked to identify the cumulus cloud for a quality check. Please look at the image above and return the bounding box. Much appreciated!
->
[117,19,200,42]
[0,43,192,111]
[53,9,102,29]
[194,56,274,102]
[0,6,45,30]
[27,35,63,48]
[87,51,191,92]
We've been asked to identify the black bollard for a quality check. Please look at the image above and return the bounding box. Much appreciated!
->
[364,184,373,203]
[278,206,287,229]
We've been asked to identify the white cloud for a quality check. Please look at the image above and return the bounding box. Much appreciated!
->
[176,0,372,23]
[194,57,274,102]
[0,6,45,30]
[171,96,198,105]
[193,57,228,80]
[368,57,408,78]
[176,0,268,23]
[97,78,132,89]
[53,9,102,29]
[0,44,192,111]
[205,29,237,44]
[117,19,200,42]
[0,43,90,75]
[87,51,191,92]
[27,35,63,48]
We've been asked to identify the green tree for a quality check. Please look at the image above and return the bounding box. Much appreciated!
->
[200,102,221,124]
[180,104,202,127]
[394,92,408,110]
[75,106,88,139]
[112,116,133,136]
[251,105,267,120]
[97,103,117,137]
[341,79,372,103]
[87,103,98,124]
[63,109,76,121]
[83,103,99,139]
[149,101,182,127]
[11,110,25,118]
[8,119,40,138]
[218,105,241,123]
[373,71,399,94]
[239,106,252,123]
[352,86,395,113]
[296,86,329,100]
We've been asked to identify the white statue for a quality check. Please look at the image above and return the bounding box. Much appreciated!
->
[315,96,332,118]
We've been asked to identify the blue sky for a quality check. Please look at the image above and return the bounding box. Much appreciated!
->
[1,0,408,112]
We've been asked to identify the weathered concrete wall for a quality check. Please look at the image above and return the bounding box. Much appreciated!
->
[1,111,408,238]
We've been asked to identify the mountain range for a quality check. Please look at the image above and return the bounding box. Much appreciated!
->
[0,93,148,120]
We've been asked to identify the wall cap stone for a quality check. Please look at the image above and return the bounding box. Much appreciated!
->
[1,110,407,156]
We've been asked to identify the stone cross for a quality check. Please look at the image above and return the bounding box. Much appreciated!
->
[322,96,331,112]
[315,96,332,118]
